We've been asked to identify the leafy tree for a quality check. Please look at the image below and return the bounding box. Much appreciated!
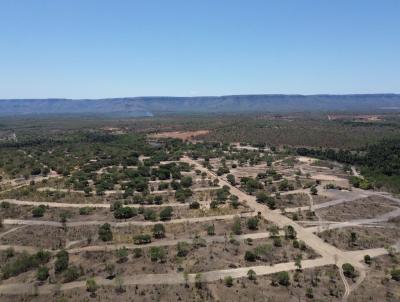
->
[277,271,290,286]
[342,263,355,278]
[32,205,46,217]
[177,241,190,257]
[180,176,193,188]
[244,251,256,262]
[224,276,233,287]
[227,174,236,185]
[86,278,98,296]
[247,269,256,280]
[98,223,113,242]
[284,225,297,239]
[189,201,200,209]
[246,217,259,230]
[149,246,166,262]
[133,248,142,258]
[231,217,242,235]
[152,223,166,239]
[143,208,157,221]
[55,250,69,273]
[159,206,173,221]
[36,266,49,281]
[207,224,215,236]
[114,206,137,219]
[391,269,400,281]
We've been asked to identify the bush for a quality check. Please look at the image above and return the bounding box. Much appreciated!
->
[79,207,93,215]
[244,251,256,262]
[177,241,190,257]
[133,248,142,258]
[114,206,137,219]
[180,176,193,188]
[364,254,371,265]
[224,276,233,287]
[189,201,200,209]
[277,271,290,286]
[32,205,46,217]
[149,246,166,262]
[246,217,259,230]
[391,269,400,281]
[152,223,166,239]
[143,208,157,221]
[247,269,256,280]
[55,250,69,273]
[133,234,152,244]
[86,278,98,295]
[98,223,113,242]
[64,266,80,282]
[342,263,355,278]
[2,250,51,279]
[159,206,173,221]
[207,224,215,236]
[36,266,49,281]
[231,217,242,235]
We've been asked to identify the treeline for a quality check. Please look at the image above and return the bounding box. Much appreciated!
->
[296,138,400,192]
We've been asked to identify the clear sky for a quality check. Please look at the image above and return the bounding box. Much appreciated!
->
[0,0,399,99]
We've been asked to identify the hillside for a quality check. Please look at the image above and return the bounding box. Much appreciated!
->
[1,94,400,116]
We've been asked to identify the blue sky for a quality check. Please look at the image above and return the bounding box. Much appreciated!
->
[0,0,399,98]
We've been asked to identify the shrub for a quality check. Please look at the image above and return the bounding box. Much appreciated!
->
[98,223,113,242]
[152,223,166,239]
[277,271,290,286]
[247,269,256,280]
[224,276,233,287]
[133,234,152,244]
[159,206,173,221]
[114,206,137,219]
[36,266,49,281]
[364,254,371,265]
[231,217,242,235]
[342,263,355,278]
[55,250,69,273]
[391,269,400,281]
[180,176,193,188]
[64,266,80,282]
[79,207,93,215]
[86,278,98,295]
[143,208,157,221]
[177,241,190,257]
[246,217,259,230]
[244,251,256,262]
[133,248,142,258]
[207,224,215,236]
[32,205,46,217]
[149,246,166,262]
[189,201,200,209]
[2,250,51,279]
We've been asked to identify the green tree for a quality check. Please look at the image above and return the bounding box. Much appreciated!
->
[159,206,173,221]
[231,216,242,235]
[152,223,166,239]
[36,266,49,281]
[247,269,256,280]
[98,223,113,242]
[55,250,69,273]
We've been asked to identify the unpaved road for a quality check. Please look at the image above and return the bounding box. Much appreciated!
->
[2,212,256,228]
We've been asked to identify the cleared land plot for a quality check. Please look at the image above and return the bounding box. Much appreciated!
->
[318,226,400,251]
[316,196,399,222]
[1,265,344,302]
